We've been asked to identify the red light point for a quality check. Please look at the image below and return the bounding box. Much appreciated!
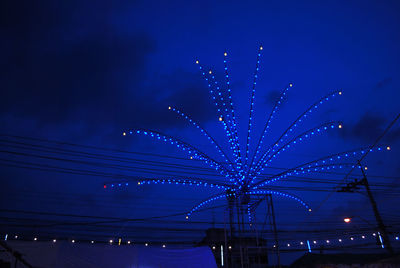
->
[103,185,107,189]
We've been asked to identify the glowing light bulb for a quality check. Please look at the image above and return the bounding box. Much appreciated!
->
[224,52,227,56]
[387,146,391,150]
[364,166,368,170]
[350,237,354,240]
[259,46,263,50]
[138,182,141,185]
[212,246,216,250]
[209,70,212,74]
[300,242,304,245]
[362,235,365,239]
[219,117,223,121]
[186,216,189,219]
[109,239,113,244]
[195,60,199,64]
[308,208,312,212]
[53,239,56,243]
[168,106,171,110]
[91,241,94,244]
[338,124,342,129]
[145,243,148,246]
[123,132,126,136]
[162,244,166,248]
[344,218,351,223]
[127,241,131,244]
[228,245,232,249]
[72,240,75,243]
[34,237,37,241]
[289,83,293,87]
[339,91,342,95]
[190,156,193,159]
[339,239,342,242]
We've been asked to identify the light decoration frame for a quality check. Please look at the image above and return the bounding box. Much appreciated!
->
[120,45,390,222]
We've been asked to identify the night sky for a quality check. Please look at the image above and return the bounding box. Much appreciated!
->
[1,0,400,264]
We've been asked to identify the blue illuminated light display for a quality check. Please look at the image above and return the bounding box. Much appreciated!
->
[117,46,390,221]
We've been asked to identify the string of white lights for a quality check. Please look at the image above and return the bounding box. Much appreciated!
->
[4,233,398,249]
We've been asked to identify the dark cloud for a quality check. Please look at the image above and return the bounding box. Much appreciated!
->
[0,1,151,123]
[386,127,400,143]
[373,77,392,91]
[264,88,290,108]
[0,1,215,138]
[340,112,400,144]
[264,90,281,106]
[126,71,216,130]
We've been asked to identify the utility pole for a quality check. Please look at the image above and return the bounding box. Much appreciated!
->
[227,193,235,268]
[224,208,229,268]
[236,198,244,268]
[339,114,400,254]
[338,161,393,254]
[227,191,235,241]
[267,194,281,267]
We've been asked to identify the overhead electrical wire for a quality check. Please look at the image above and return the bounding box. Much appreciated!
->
[1,134,399,246]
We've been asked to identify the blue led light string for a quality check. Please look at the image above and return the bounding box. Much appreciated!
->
[249,83,292,175]
[252,146,388,188]
[197,65,230,127]
[259,145,385,181]
[253,163,357,189]
[130,129,232,178]
[209,70,230,121]
[168,106,236,173]
[246,197,264,223]
[208,70,242,166]
[252,91,342,175]
[260,121,341,168]
[244,45,263,171]
[246,190,311,211]
[104,182,131,188]
[199,64,242,175]
[195,61,223,113]
[253,91,342,175]
[223,51,243,176]
[247,203,253,223]
[196,61,238,162]
[285,146,381,171]
[137,178,229,190]
[220,120,242,183]
[252,121,342,182]
[187,189,310,218]
[187,193,230,218]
